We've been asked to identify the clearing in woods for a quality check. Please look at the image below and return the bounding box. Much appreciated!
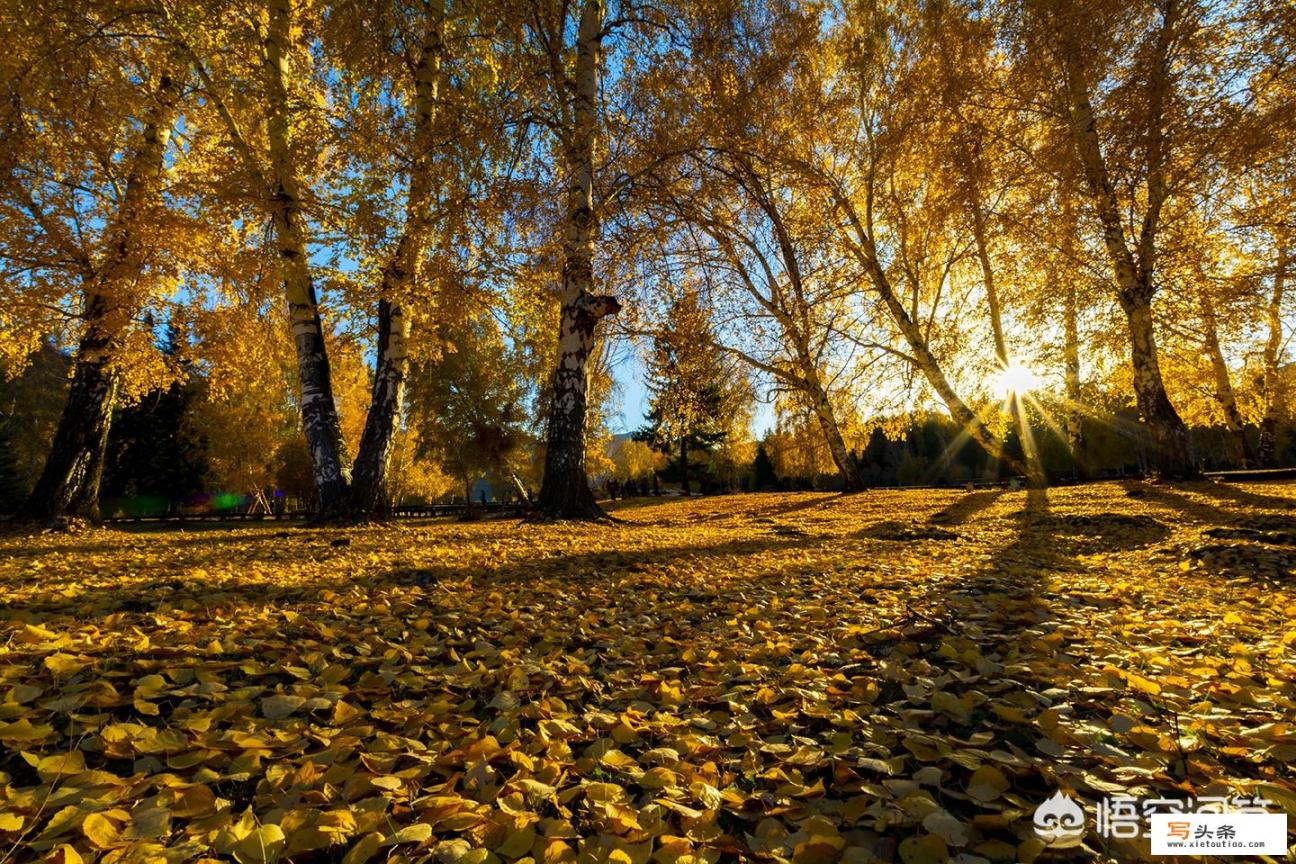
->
[1,483,1294,863]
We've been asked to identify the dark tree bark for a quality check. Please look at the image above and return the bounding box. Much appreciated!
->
[1062,277,1087,476]
[351,296,410,516]
[350,4,444,517]
[264,0,352,516]
[537,292,620,519]
[20,62,182,524]
[679,435,690,495]
[1121,292,1196,477]
[1258,240,1288,466]
[21,301,119,523]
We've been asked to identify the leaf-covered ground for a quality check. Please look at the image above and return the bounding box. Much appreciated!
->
[2,482,1295,864]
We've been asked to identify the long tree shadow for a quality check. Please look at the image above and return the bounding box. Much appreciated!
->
[1189,480,1296,512]
[1131,482,1253,527]
[748,491,853,518]
[0,523,333,562]
[0,530,835,619]
[909,489,1175,817]
[1133,483,1296,582]
[928,490,1004,525]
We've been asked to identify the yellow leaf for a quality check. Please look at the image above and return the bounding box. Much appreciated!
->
[0,718,54,743]
[44,653,85,677]
[341,833,383,864]
[36,751,86,778]
[232,824,287,864]
[48,844,83,864]
[387,823,433,845]
[1125,672,1162,696]
[898,834,948,864]
[966,766,1009,803]
[82,812,119,849]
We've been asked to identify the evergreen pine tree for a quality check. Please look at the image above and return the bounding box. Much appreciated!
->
[634,287,743,494]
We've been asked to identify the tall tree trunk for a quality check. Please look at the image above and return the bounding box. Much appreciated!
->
[841,217,1027,477]
[882,286,1028,479]
[537,0,619,520]
[351,2,445,516]
[21,63,182,523]
[22,307,119,523]
[713,160,865,492]
[971,203,1040,484]
[1062,277,1086,474]
[1199,289,1253,467]
[1062,4,1198,479]
[803,371,863,491]
[818,171,1025,478]
[264,0,351,515]
[351,297,410,515]
[1258,240,1288,466]
[1122,291,1196,477]
[680,435,690,495]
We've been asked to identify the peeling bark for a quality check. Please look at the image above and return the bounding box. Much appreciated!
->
[21,63,183,523]
[536,0,618,520]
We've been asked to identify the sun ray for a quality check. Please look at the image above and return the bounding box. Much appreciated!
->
[990,363,1041,400]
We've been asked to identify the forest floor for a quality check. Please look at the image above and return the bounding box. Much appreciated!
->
[1,482,1294,864]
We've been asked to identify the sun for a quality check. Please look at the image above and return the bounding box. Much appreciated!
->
[990,362,1041,399]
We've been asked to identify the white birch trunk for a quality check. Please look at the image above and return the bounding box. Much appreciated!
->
[537,0,620,519]
[1198,289,1253,466]
[1061,3,1197,479]
[352,2,445,515]
[264,0,352,514]
[1259,240,1288,466]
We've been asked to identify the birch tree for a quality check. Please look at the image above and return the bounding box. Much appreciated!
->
[2,3,190,522]
[1009,0,1220,478]
[524,0,622,519]
[325,0,451,515]
[655,153,868,490]
[785,1,1029,478]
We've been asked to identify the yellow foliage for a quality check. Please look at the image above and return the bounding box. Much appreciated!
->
[2,484,1295,862]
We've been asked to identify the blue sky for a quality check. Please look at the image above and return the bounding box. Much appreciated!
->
[607,347,776,438]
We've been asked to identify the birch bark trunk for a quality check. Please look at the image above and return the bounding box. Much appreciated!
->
[22,62,183,523]
[537,0,620,519]
[1198,289,1253,466]
[1062,2,1198,479]
[264,0,352,515]
[351,4,445,516]
[795,348,862,490]
[1259,240,1288,466]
